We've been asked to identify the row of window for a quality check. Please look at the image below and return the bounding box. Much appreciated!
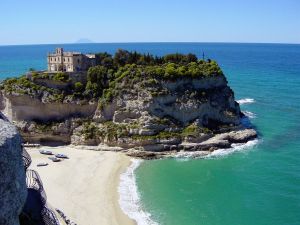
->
[49,57,72,62]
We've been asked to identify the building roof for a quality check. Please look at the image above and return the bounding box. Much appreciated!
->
[48,52,95,57]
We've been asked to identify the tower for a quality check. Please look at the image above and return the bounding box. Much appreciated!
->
[56,48,63,55]
[55,48,64,71]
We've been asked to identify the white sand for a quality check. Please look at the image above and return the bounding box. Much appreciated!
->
[27,146,136,225]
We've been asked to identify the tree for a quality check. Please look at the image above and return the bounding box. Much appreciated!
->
[186,53,198,63]
[74,82,84,93]
[114,49,130,66]
[95,52,113,68]
[53,72,69,82]
[86,66,108,97]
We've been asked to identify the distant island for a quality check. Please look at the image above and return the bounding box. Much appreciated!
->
[75,38,94,44]
[0,48,257,159]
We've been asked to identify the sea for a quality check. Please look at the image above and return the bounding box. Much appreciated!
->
[1,43,300,225]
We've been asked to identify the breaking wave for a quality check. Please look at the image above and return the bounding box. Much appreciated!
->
[175,139,260,160]
[205,139,259,158]
[243,111,256,119]
[237,98,255,105]
[119,159,158,225]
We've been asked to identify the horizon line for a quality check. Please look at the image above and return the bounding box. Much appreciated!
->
[0,41,300,47]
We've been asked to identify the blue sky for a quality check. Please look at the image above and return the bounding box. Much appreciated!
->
[1,0,299,45]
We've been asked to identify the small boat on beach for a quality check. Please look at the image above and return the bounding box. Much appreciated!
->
[40,150,53,155]
[48,157,61,162]
[37,162,48,167]
[39,150,53,155]
[55,153,69,159]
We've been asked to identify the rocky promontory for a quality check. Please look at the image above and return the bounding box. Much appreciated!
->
[0,50,257,158]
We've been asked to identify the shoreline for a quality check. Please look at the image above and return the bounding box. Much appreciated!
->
[119,159,159,225]
[27,146,136,225]
[25,138,259,225]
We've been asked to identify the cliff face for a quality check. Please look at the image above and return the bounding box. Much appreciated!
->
[0,115,27,225]
[0,94,96,122]
[95,76,240,126]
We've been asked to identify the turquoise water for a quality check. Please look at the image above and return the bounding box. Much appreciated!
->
[135,44,300,225]
[1,43,300,225]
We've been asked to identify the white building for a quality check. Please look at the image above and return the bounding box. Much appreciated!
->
[47,48,96,72]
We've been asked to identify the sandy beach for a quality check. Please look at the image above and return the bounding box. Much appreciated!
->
[27,146,136,225]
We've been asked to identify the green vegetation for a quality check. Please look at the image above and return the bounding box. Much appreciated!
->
[1,76,52,94]
[182,124,212,137]
[53,72,69,82]
[82,122,99,140]
[74,82,84,94]
[132,130,181,141]
[80,121,129,141]
[78,119,214,142]
[31,72,50,80]
[1,49,223,104]
[85,66,109,97]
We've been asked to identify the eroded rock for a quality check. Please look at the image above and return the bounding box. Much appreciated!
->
[0,117,27,225]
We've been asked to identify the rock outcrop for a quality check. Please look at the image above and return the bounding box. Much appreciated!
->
[0,54,258,157]
[94,76,240,126]
[0,114,27,225]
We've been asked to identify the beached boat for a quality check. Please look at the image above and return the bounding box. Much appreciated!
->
[39,150,53,155]
[48,157,61,162]
[37,162,48,167]
[55,154,68,159]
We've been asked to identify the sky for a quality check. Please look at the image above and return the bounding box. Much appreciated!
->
[0,0,299,45]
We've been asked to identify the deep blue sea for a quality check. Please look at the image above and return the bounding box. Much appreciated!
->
[1,43,300,225]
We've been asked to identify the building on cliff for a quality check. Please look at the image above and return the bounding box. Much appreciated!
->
[47,48,96,72]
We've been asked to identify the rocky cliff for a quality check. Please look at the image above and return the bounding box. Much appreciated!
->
[0,114,27,225]
[0,51,257,157]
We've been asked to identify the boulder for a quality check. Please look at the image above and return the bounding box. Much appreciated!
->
[227,129,257,143]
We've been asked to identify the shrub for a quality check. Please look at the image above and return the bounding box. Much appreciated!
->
[53,72,69,82]
[82,123,99,140]
[74,82,84,93]
[182,124,212,137]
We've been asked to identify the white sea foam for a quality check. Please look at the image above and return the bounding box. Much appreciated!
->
[175,139,259,160]
[237,98,255,105]
[243,111,256,119]
[119,159,158,225]
[205,139,259,158]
